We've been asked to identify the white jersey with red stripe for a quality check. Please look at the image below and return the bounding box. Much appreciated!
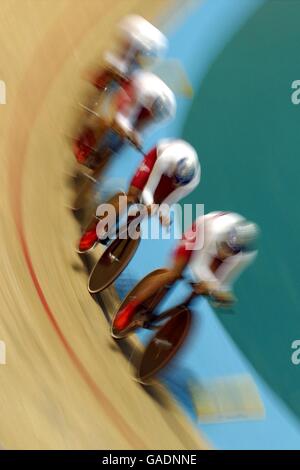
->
[114,71,176,138]
[141,139,200,208]
[186,212,257,292]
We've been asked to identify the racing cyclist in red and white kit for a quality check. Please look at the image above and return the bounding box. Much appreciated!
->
[72,71,176,209]
[77,138,201,252]
[74,68,176,164]
[91,15,167,93]
[74,15,168,165]
[112,211,259,334]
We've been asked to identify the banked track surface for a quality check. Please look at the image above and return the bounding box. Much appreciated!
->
[0,0,207,449]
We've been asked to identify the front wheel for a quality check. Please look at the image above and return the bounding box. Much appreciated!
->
[136,306,192,384]
[111,268,170,339]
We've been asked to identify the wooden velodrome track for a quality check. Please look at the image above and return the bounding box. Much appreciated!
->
[0,0,208,449]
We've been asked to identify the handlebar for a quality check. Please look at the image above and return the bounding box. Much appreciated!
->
[183,280,235,312]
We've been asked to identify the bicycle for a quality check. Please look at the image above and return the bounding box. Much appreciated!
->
[110,269,199,383]
[110,268,235,383]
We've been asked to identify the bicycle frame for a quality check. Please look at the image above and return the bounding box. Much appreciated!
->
[140,281,199,330]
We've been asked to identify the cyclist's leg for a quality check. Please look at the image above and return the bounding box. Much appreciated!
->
[73,149,111,207]
[77,149,143,252]
[113,254,189,331]
[127,185,142,205]
[82,192,124,238]
[80,186,140,246]
[95,186,141,237]
[131,254,189,306]
[78,191,122,251]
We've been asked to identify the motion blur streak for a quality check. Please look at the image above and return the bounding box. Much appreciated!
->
[0,0,205,449]
[7,0,145,450]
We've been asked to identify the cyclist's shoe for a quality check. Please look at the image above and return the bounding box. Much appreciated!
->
[73,129,96,164]
[77,224,98,253]
[113,300,140,332]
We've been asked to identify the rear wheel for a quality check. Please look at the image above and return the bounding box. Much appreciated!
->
[136,306,192,384]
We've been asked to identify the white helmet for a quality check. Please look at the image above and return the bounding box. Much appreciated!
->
[118,15,168,63]
[174,156,196,185]
[226,220,260,252]
[133,71,176,123]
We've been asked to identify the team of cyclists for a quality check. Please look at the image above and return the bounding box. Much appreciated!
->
[72,15,259,337]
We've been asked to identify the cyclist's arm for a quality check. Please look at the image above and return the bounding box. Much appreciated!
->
[114,109,136,136]
[191,247,221,290]
[141,156,170,206]
[158,167,200,226]
[216,250,258,292]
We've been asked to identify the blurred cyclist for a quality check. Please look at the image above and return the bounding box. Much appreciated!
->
[77,138,200,252]
[74,14,168,166]
[112,211,259,333]
[74,69,176,168]
[72,70,176,210]
[91,15,167,92]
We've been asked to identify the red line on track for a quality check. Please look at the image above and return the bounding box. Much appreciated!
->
[7,2,146,449]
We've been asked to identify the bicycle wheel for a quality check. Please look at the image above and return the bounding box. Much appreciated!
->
[136,306,192,384]
[111,268,170,339]
[88,235,141,294]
